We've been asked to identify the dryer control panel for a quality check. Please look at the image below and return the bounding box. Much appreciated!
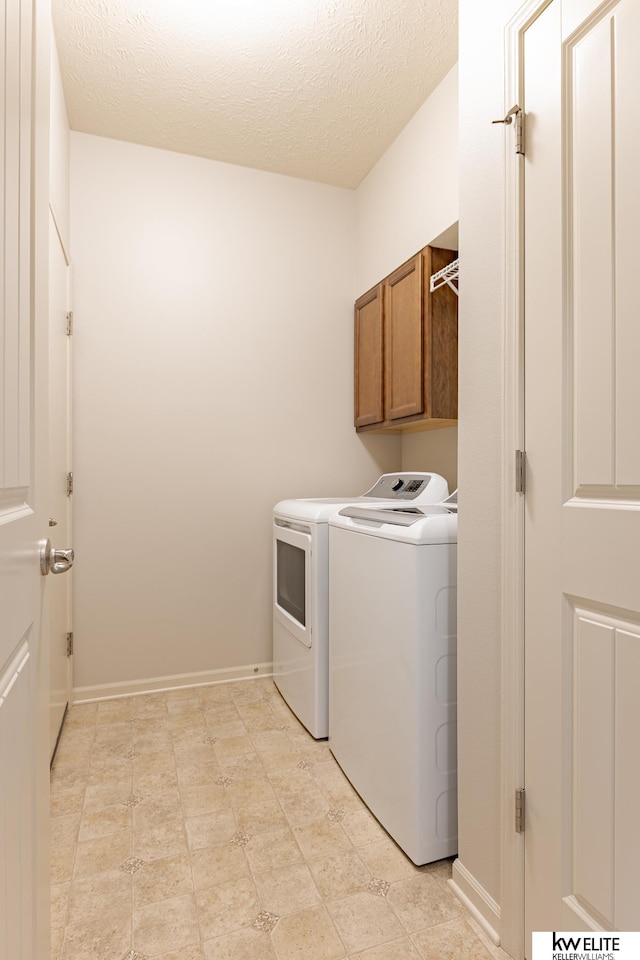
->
[362,472,448,503]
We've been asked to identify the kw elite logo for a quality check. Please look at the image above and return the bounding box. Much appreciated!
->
[532,931,640,960]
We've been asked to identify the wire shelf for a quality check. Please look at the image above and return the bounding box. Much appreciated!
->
[429,257,459,296]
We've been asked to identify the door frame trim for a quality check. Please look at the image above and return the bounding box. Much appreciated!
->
[501,2,555,957]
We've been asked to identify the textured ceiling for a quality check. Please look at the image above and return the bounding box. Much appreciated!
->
[53,0,458,189]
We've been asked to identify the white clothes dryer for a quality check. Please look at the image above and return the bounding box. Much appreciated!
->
[328,500,458,865]
[272,472,449,738]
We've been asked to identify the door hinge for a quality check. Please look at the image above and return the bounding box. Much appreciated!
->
[66,311,73,336]
[66,632,74,657]
[515,787,526,833]
[515,450,526,494]
[66,471,74,496]
[492,105,525,156]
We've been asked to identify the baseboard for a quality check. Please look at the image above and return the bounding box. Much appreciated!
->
[449,858,501,945]
[72,662,274,703]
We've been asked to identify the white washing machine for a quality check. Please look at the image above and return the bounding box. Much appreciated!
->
[272,473,449,739]
[328,497,457,865]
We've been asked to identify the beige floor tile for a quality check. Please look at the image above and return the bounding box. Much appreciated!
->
[386,874,463,934]
[53,741,93,766]
[205,705,246,727]
[270,904,346,960]
[154,943,206,960]
[195,876,260,940]
[166,696,201,716]
[83,779,133,812]
[258,749,302,774]
[167,686,201,701]
[214,736,255,759]
[50,881,70,930]
[50,783,85,818]
[350,936,422,959]
[235,700,279,723]
[412,918,494,960]
[93,720,132,745]
[132,693,169,718]
[60,913,131,960]
[229,682,265,705]
[327,891,404,954]
[51,924,63,960]
[86,758,132,787]
[132,788,184,825]
[155,945,206,960]
[203,926,277,960]
[250,730,293,755]
[341,809,386,847]
[134,892,200,956]
[184,808,236,850]
[134,769,180,794]
[51,679,477,960]
[190,842,251,890]
[199,684,234,707]
[79,803,131,841]
[235,797,289,834]
[254,862,321,916]
[321,782,365,815]
[169,717,209,740]
[293,819,354,860]
[174,742,220,767]
[210,720,249,740]
[133,727,173,751]
[73,828,132,877]
[462,915,513,960]
[307,851,373,902]
[134,818,189,861]
[243,826,304,875]
[227,776,277,807]
[219,751,266,779]
[51,814,81,848]
[132,750,177,778]
[356,839,418,883]
[176,760,222,787]
[67,869,132,926]
[268,767,315,797]
[50,843,76,885]
[96,698,133,724]
[64,702,98,726]
[311,761,351,792]
[279,789,331,827]
[133,853,194,906]
[180,781,230,817]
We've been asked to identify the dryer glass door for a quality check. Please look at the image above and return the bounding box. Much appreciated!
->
[273,522,312,648]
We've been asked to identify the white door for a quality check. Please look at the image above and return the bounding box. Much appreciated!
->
[523,0,640,951]
[48,210,73,759]
[0,0,50,956]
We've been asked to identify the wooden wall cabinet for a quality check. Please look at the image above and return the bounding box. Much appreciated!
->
[354,245,458,434]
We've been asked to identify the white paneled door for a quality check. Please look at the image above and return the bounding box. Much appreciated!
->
[523,0,640,952]
[0,0,50,957]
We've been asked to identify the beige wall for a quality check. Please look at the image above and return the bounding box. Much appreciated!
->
[356,64,459,492]
[50,36,70,250]
[355,65,458,296]
[456,0,523,942]
[70,133,400,693]
[71,64,459,695]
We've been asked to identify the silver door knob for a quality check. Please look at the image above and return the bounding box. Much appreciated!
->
[40,539,74,576]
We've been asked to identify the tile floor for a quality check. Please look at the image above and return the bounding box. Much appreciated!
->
[50,677,509,960]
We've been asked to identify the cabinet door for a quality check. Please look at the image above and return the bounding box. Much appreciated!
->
[384,254,424,421]
[354,284,384,427]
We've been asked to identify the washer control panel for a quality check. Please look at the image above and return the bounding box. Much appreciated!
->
[363,472,446,501]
